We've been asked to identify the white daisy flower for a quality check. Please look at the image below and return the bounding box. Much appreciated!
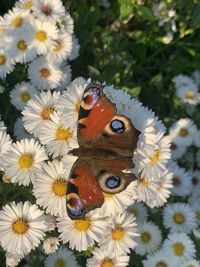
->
[44,246,79,267]
[133,132,171,180]
[181,259,200,267]
[3,138,47,186]
[57,213,108,252]
[0,201,47,256]
[6,252,21,267]
[176,83,200,105]
[163,203,197,233]
[8,34,37,64]
[127,202,148,223]
[4,7,32,35]
[171,142,187,160]
[22,90,60,136]
[14,117,32,140]
[10,82,38,111]
[56,77,91,126]
[58,13,74,35]
[28,56,63,90]
[38,112,78,158]
[0,131,12,170]
[87,247,130,267]
[15,0,33,10]
[33,160,69,217]
[91,181,137,217]
[135,221,162,256]
[143,250,172,267]
[169,118,197,147]
[55,63,71,91]
[99,212,138,256]
[0,48,15,79]
[136,177,158,206]
[162,233,196,265]
[173,74,195,89]
[193,226,200,239]
[26,20,58,55]
[46,32,72,64]
[32,0,65,22]
[44,214,57,232]
[169,161,192,196]
[43,237,59,255]
[68,34,80,61]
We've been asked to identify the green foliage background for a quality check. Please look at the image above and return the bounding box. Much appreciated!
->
[1,0,200,266]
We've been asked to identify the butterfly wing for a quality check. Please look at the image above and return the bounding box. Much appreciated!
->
[77,83,139,157]
[66,157,136,219]
[66,158,104,219]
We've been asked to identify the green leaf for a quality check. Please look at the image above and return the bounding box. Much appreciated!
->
[117,0,136,23]
[135,6,155,21]
[190,4,200,26]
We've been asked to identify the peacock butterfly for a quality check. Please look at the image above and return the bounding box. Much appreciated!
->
[66,83,140,219]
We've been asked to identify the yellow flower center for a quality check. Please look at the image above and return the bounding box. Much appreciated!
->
[141,231,151,243]
[52,179,67,197]
[18,154,34,169]
[40,68,51,78]
[156,262,168,267]
[100,259,114,267]
[12,218,29,234]
[173,242,185,256]
[196,211,200,221]
[2,174,11,183]
[179,128,188,137]
[102,192,113,198]
[56,127,72,140]
[140,178,151,187]
[11,16,23,28]
[35,30,47,42]
[185,265,195,267]
[112,227,125,241]
[23,0,33,9]
[74,219,91,232]
[17,40,27,51]
[150,148,160,164]
[55,258,66,267]
[20,91,31,102]
[185,91,194,99]
[173,213,185,224]
[41,106,55,120]
[0,54,6,65]
[54,40,62,52]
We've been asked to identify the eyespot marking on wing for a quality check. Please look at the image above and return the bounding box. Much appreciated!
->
[110,119,125,133]
[66,192,84,217]
[106,175,121,189]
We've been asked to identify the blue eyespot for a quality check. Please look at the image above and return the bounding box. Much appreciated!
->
[110,119,125,133]
[106,176,121,189]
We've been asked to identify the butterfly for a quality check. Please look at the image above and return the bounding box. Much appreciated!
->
[66,83,140,219]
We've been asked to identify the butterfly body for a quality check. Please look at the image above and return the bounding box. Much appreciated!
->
[66,83,140,219]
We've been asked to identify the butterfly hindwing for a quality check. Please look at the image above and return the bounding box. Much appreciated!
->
[66,158,104,219]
